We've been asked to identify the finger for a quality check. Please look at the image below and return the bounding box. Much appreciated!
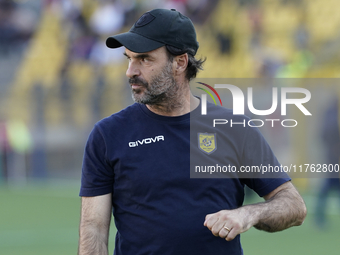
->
[203,213,213,226]
[211,220,227,237]
[225,227,239,241]
[204,215,219,230]
[218,225,231,239]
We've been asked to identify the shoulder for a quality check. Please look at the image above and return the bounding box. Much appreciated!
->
[203,102,274,153]
[205,102,252,122]
[87,103,143,142]
[201,102,253,136]
[95,103,141,130]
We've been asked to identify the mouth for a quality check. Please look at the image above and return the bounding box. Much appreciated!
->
[130,82,147,92]
[131,83,143,89]
[129,77,147,93]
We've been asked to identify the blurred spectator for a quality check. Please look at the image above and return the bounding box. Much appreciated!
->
[59,62,74,124]
[276,50,313,78]
[315,97,340,229]
[55,0,96,61]
[217,31,233,55]
[294,22,309,51]
[256,48,284,78]
[163,0,187,15]
[0,0,37,56]
[0,0,17,55]
[89,0,125,36]
[89,39,125,65]
[68,15,97,61]
[140,0,215,24]
[247,2,263,50]
[186,0,216,24]
[30,84,47,179]
[0,119,9,180]
[4,119,33,184]
[246,2,286,78]
[90,68,106,123]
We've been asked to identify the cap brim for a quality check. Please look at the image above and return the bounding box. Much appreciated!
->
[106,32,165,53]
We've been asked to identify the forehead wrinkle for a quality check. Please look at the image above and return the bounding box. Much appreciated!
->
[125,46,167,59]
[124,51,153,61]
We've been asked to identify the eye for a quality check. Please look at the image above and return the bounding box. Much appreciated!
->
[123,53,131,61]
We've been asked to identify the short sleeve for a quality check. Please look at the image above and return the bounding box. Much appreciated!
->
[79,124,114,197]
[241,124,291,197]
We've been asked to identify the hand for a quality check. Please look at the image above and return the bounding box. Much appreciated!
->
[203,208,253,241]
[203,182,307,241]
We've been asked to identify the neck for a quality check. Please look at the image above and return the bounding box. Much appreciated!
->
[146,83,200,116]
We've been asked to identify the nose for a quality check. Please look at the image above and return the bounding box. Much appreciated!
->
[126,61,141,78]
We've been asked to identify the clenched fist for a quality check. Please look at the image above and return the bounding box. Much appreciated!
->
[203,207,255,241]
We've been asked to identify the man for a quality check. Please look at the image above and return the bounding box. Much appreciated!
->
[78,9,307,255]
[315,97,340,228]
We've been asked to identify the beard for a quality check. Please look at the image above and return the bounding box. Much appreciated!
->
[129,61,179,106]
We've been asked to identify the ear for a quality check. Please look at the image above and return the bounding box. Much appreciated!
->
[174,53,188,76]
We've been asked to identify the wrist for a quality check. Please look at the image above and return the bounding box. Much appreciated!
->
[239,204,262,230]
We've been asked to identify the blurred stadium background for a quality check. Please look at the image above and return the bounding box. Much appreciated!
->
[0,0,340,254]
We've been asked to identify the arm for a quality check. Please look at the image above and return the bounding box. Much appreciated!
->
[203,181,307,241]
[78,193,112,255]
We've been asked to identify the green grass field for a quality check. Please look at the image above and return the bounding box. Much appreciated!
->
[1,182,339,255]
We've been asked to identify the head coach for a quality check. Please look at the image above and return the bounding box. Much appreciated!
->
[78,9,307,255]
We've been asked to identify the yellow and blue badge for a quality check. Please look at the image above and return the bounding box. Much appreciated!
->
[198,133,217,154]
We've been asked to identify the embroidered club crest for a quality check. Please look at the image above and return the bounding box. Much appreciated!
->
[198,133,216,154]
[135,12,155,28]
